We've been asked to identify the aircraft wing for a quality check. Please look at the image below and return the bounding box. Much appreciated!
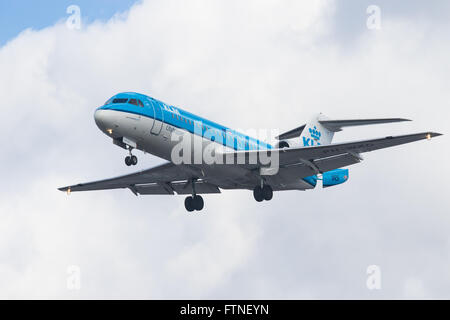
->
[59,132,441,195]
[226,132,442,170]
[280,131,441,166]
[58,162,221,195]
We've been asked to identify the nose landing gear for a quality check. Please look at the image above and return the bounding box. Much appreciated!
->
[125,155,138,166]
[125,148,138,166]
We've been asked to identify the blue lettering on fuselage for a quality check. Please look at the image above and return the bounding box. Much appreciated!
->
[163,104,180,115]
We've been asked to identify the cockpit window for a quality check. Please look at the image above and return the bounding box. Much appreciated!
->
[104,98,113,105]
[112,98,128,104]
[104,97,143,106]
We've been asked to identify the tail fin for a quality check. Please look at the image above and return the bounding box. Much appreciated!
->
[299,114,334,146]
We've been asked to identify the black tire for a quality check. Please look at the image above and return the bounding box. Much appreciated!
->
[253,187,264,202]
[184,196,194,212]
[131,155,138,165]
[193,195,204,211]
[125,156,132,166]
[262,185,273,201]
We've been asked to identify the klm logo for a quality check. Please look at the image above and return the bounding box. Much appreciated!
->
[309,126,321,140]
[303,126,322,146]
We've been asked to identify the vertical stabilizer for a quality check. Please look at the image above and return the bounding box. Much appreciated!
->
[299,113,334,147]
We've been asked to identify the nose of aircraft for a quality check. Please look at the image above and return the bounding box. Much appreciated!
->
[94,108,113,134]
[94,109,105,129]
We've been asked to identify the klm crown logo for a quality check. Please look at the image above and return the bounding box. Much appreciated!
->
[309,126,321,140]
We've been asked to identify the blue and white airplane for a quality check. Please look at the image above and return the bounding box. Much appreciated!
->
[59,92,442,212]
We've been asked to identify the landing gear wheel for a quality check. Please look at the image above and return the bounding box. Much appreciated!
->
[193,195,204,211]
[131,155,138,165]
[253,186,264,202]
[262,185,273,201]
[125,156,132,166]
[184,196,194,212]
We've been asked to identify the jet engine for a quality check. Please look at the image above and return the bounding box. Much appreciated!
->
[322,169,349,188]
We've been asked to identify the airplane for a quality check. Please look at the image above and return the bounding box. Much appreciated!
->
[59,92,442,212]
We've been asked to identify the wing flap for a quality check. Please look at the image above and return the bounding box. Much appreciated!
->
[313,153,361,172]
[171,181,221,195]
[265,153,360,188]
[134,183,175,195]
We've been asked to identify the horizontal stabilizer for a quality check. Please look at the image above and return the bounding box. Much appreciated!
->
[276,117,411,140]
[276,124,306,140]
[319,118,411,132]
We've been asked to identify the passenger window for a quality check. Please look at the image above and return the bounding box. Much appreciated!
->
[129,99,138,106]
[138,100,144,107]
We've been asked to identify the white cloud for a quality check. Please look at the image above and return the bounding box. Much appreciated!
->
[0,0,449,298]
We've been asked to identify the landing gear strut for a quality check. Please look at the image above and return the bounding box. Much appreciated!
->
[125,148,138,166]
[253,184,273,202]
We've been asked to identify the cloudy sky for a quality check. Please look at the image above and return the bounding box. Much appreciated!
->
[0,0,449,299]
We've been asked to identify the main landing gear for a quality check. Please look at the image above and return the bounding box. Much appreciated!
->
[184,179,204,212]
[125,148,138,166]
[253,185,273,202]
[184,195,204,212]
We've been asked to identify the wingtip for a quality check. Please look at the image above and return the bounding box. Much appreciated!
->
[424,132,443,140]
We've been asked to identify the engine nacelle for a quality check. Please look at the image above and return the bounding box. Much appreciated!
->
[322,169,349,188]
[275,140,290,148]
[275,137,304,149]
